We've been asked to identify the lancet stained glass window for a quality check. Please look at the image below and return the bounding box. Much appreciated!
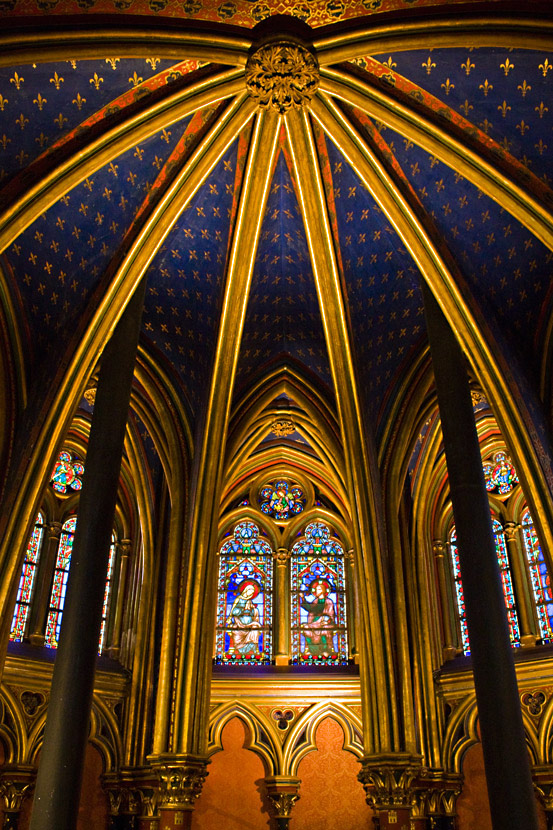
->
[521,507,553,642]
[45,516,76,648]
[215,521,273,665]
[10,513,44,641]
[450,518,520,654]
[50,450,84,495]
[290,521,348,666]
[259,480,305,521]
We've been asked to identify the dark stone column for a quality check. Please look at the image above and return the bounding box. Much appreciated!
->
[422,285,538,830]
[29,279,146,830]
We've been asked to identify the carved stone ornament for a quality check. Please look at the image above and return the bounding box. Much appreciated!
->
[264,777,301,818]
[358,754,422,810]
[0,768,35,812]
[270,419,295,437]
[245,42,319,114]
[152,755,209,810]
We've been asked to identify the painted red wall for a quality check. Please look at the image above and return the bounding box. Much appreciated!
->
[456,742,547,830]
[192,717,272,830]
[291,717,373,830]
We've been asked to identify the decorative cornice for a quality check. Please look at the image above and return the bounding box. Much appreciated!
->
[246,42,319,114]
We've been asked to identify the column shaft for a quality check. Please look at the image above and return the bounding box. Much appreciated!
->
[423,285,538,829]
[29,279,146,830]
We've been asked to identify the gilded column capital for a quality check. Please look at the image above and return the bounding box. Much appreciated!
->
[344,548,355,566]
[421,771,463,818]
[264,776,301,821]
[533,765,553,811]
[46,521,63,540]
[149,754,209,811]
[118,538,133,557]
[245,41,319,114]
[274,547,291,566]
[432,539,446,558]
[0,766,35,812]
[503,521,520,541]
[358,754,422,810]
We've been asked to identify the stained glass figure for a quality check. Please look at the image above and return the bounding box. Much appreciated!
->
[50,450,85,495]
[215,521,273,665]
[99,536,116,653]
[259,480,305,521]
[290,522,348,666]
[482,451,518,495]
[45,516,76,648]
[10,514,44,641]
[449,518,520,654]
[521,508,553,642]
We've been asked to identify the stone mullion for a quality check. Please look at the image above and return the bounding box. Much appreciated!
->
[344,550,358,661]
[273,549,291,665]
[503,521,538,646]
[432,540,458,660]
[286,104,397,753]
[27,521,62,646]
[107,539,132,660]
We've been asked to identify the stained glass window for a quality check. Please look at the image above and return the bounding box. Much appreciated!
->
[290,522,348,666]
[50,450,85,495]
[449,518,520,654]
[99,535,116,653]
[483,451,518,496]
[521,508,553,642]
[10,514,44,642]
[215,521,273,665]
[259,480,305,521]
[45,516,76,648]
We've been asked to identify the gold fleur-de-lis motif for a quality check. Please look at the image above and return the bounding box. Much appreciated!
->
[479,79,493,96]
[160,128,172,144]
[479,118,493,134]
[461,57,475,75]
[539,58,552,77]
[102,186,112,201]
[421,56,436,75]
[128,71,143,88]
[35,132,48,148]
[16,149,28,166]
[10,72,24,90]
[134,146,144,161]
[54,112,68,129]
[518,80,531,97]
[89,73,104,90]
[440,78,454,95]
[72,93,86,110]
[146,57,160,70]
[108,162,119,177]
[33,92,47,110]
[105,58,120,70]
[497,100,511,118]
[381,56,397,70]
[0,94,7,111]
[67,59,77,69]
[0,134,11,150]
[84,177,94,191]
[535,101,549,118]
[535,138,548,155]
[49,71,64,90]
[516,120,529,135]
[460,99,473,117]
[500,57,514,76]
[152,155,163,170]
[15,112,29,130]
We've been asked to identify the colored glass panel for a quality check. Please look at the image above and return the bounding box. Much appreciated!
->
[482,451,518,495]
[450,518,520,654]
[521,508,553,642]
[45,516,76,648]
[259,480,305,521]
[215,521,273,665]
[50,450,85,495]
[99,537,116,653]
[290,522,348,666]
[10,514,44,641]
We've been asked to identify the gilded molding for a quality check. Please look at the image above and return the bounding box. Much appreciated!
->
[358,754,422,810]
[264,776,301,818]
[245,42,319,113]
[150,754,209,810]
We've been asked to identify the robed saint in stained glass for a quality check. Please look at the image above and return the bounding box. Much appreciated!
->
[291,521,348,666]
[49,450,85,495]
[215,521,273,665]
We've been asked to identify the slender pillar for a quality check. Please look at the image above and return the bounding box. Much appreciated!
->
[432,540,458,660]
[27,522,62,645]
[273,548,290,665]
[422,285,538,829]
[264,777,301,830]
[108,539,132,659]
[345,549,358,661]
[30,279,147,830]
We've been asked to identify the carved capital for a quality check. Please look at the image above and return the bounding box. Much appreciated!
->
[0,767,35,812]
[274,548,291,566]
[245,42,319,113]
[119,539,133,558]
[358,754,422,810]
[46,521,62,541]
[432,540,446,558]
[503,521,520,542]
[533,766,553,811]
[264,777,301,818]
[149,754,209,810]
